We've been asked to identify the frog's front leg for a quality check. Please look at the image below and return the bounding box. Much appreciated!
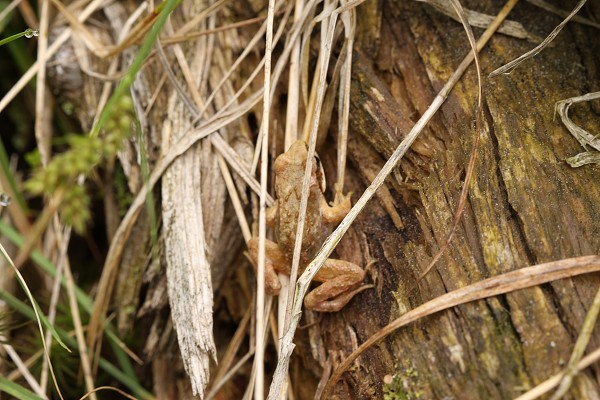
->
[247,237,290,295]
[321,192,352,224]
[304,258,368,312]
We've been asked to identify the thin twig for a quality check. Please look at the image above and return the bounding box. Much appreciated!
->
[254,0,277,397]
[413,0,519,284]
[489,0,587,77]
[549,285,600,400]
[515,346,600,400]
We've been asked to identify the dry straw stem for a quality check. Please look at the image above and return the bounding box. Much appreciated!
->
[489,0,587,77]
[0,241,66,399]
[0,0,106,114]
[515,346,600,400]
[254,0,278,397]
[267,0,516,397]
[323,255,600,398]
[549,286,600,400]
[555,91,600,167]
[58,227,98,400]
[526,0,600,29]
[1,339,46,397]
[420,0,539,41]
[35,0,51,166]
[0,0,21,25]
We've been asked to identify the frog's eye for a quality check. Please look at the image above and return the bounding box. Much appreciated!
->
[314,154,326,193]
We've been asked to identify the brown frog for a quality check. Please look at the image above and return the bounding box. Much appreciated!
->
[248,140,368,312]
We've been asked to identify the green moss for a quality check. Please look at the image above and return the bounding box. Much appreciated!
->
[383,364,423,400]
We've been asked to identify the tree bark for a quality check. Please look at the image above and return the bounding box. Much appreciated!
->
[314,0,600,399]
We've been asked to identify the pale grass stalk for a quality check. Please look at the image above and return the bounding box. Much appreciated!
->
[47,0,106,56]
[1,340,47,398]
[40,219,66,392]
[197,1,292,132]
[34,0,51,165]
[17,0,37,29]
[0,0,107,114]
[210,308,251,386]
[92,2,148,124]
[269,1,347,397]
[255,0,277,397]
[174,0,229,36]
[293,0,338,312]
[0,0,22,25]
[285,0,304,149]
[549,286,600,400]
[6,347,43,381]
[211,131,274,206]
[278,0,305,349]
[489,0,587,77]
[250,0,321,172]
[218,154,252,241]
[206,351,255,400]
[197,15,268,118]
[242,297,273,400]
[0,241,66,399]
[515,346,600,400]
[335,0,355,192]
[142,72,167,118]
[162,14,270,45]
[57,225,97,400]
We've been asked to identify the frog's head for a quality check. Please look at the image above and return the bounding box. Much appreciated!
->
[273,140,326,195]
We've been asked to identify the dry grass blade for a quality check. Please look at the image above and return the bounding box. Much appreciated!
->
[489,0,587,77]
[34,0,51,165]
[0,0,106,115]
[1,340,46,397]
[515,346,600,400]
[526,0,600,29]
[0,241,67,399]
[0,0,22,25]
[555,91,600,167]
[254,0,277,397]
[322,255,600,398]
[414,0,486,285]
[412,0,518,284]
[421,0,538,40]
[39,221,64,392]
[548,286,600,400]
[59,227,98,400]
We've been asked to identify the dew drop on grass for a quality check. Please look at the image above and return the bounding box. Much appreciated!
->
[0,193,11,206]
[24,28,39,39]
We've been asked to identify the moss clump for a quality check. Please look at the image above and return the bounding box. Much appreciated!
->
[25,94,135,233]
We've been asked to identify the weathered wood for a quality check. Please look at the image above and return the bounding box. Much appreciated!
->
[311,1,600,399]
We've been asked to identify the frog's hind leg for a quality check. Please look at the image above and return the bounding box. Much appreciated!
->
[247,237,289,296]
[304,259,370,312]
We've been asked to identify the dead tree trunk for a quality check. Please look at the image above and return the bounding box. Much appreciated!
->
[313,1,600,399]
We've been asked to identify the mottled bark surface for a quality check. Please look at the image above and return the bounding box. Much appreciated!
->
[311,1,600,399]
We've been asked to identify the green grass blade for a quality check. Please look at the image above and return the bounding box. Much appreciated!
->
[0,376,43,400]
[0,291,154,399]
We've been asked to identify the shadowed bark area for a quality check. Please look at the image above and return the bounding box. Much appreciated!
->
[309,0,600,399]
